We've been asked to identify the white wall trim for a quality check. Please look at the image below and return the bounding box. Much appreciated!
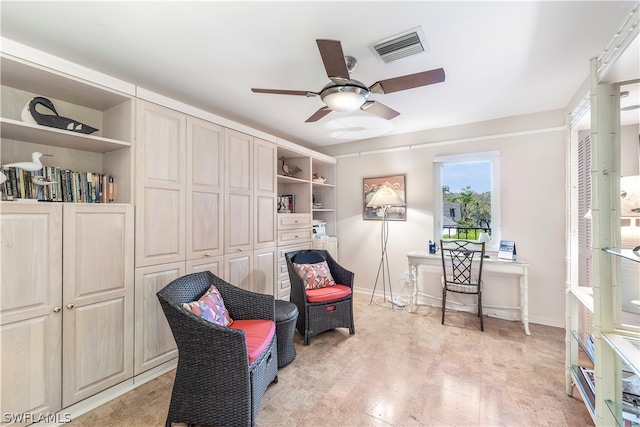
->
[333,125,565,158]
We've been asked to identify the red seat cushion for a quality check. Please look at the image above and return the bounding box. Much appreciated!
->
[230,319,275,364]
[305,284,352,303]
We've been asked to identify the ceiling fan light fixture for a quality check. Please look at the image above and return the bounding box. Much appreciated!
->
[321,85,369,112]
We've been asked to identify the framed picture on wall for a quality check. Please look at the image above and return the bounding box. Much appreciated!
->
[363,174,406,220]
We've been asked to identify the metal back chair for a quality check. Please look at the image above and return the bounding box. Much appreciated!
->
[440,239,486,331]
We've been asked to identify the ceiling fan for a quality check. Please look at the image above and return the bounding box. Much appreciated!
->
[251,39,445,123]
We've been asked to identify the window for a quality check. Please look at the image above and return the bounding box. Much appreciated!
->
[433,151,501,249]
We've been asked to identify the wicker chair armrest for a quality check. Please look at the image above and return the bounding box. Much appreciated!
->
[326,253,355,289]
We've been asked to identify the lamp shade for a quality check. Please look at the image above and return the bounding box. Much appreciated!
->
[366,185,405,207]
[478,232,491,244]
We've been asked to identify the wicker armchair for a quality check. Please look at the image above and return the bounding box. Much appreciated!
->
[285,249,355,345]
[157,271,278,427]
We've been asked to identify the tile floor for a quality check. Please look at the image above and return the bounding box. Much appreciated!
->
[68,292,593,426]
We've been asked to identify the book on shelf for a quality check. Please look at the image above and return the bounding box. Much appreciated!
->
[1,166,114,203]
[577,366,595,411]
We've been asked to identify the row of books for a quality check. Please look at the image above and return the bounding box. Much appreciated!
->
[2,166,114,203]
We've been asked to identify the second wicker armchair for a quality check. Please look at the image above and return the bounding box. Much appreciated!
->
[285,249,355,345]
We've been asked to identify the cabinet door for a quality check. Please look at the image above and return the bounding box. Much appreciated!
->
[134,262,184,375]
[224,252,253,291]
[253,247,276,296]
[313,237,339,261]
[186,256,224,277]
[186,116,224,260]
[62,204,134,407]
[254,138,277,249]
[225,129,253,253]
[1,203,63,419]
[136,100,186,267]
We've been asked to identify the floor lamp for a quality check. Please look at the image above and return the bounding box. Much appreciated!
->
[366,185,406,309]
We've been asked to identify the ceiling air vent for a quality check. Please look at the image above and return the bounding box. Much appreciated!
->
[370,27,430,64]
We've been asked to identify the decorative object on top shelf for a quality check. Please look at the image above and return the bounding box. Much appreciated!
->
[312,173,326,184]
[278,156,302,178]
[363,175,406,220]
[21,96,99,134]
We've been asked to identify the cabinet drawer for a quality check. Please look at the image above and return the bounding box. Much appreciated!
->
[278,261,289,276]
[278,214,312,230]
[278,228,312,246]
[277,242,312,263]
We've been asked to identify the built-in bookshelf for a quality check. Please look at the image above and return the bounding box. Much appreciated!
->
[0,54,134,203]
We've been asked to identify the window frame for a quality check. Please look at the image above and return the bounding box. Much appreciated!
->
[433,151,501,251]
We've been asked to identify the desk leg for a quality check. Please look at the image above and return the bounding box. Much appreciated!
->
[521,267,531,335]
[409,262,418,313]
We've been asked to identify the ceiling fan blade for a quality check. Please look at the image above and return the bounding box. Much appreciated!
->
[251,88,318,97]
[369,68,446,94]
[361,101,400,120]
[316,39,350,84]
[305,107,332,123]
[621,104,640,111]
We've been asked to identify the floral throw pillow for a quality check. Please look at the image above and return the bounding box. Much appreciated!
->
[293,261,336,290]
[182,284,233,326]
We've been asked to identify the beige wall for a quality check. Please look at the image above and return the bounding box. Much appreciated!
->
[322,111,569,327]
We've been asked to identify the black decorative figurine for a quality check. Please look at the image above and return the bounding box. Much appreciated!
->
[24,97,99,134]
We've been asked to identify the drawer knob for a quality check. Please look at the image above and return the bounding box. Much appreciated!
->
[204,252,211,257]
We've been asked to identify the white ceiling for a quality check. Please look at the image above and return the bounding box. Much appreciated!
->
[1,1,638,149]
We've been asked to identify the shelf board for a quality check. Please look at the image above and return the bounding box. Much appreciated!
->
[570,286,594,313]
[312,208,335,212]
[312,181,335,188]
[603,332,640,377]
[277,174,308,184]
[1,118,130,153]
[603,247,640,263]
[605,399,640,427]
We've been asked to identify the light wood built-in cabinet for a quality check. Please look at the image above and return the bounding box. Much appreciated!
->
[1,50,136,423]
[135,100,186,267]
[0,42,337,422]
[275,142,337,299]
[223,129,277,295]
[134,262,184,375]
[1,204,63,421]
[1,203,134,416]
[186,116,224,261]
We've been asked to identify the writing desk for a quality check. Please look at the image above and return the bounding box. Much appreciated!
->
[406,251,531,335]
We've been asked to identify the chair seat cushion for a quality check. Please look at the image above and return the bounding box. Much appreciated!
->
[306,284,351,303]
[230,319,276,364]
